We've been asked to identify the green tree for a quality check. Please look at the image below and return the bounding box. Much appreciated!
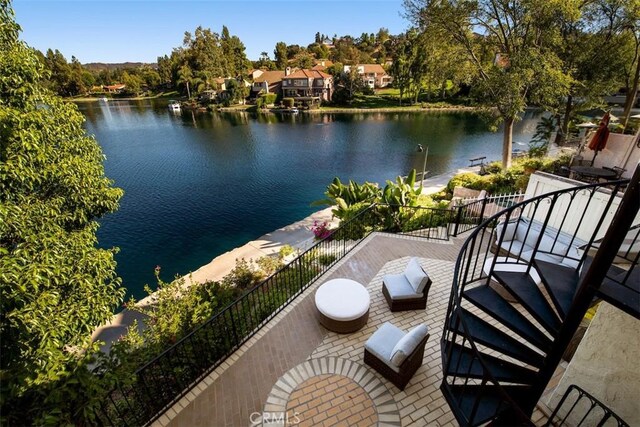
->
[255,51,276,70]
[0,2,124,424]
[332,66,369,105]
[43,48,71,95]
[274,41,288,69]
[293,51,315,69]
[619,0,640,129]
[390,31,426,105]
[221,25,250,77]
[551,0,632,142]
[122,70,143,95]
[177,64,194,98]
[406,0,572,167]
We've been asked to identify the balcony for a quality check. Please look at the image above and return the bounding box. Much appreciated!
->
[97,172,638,427]
[150,232,554,426]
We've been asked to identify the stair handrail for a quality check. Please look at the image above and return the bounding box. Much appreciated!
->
[443,177,631,425]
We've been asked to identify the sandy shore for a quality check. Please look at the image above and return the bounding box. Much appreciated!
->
[92,165,480,350]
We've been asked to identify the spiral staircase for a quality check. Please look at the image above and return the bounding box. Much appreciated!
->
[441,166,639,426]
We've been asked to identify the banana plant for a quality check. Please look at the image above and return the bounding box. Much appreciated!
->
[311,177,380,219]
[379,169,423,230]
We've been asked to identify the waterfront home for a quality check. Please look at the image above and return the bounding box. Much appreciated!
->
[102,83,126,93]
[281,68,333,103]
[344,64,393,88]
[250,70,286,99]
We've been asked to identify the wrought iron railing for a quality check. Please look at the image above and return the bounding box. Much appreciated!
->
[441,174,637,426]
[96,202,456,426]
[454,192,526,229]
[545,384,629,427]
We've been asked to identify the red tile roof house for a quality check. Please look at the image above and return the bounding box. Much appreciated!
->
[344,64,393,89]
[250,70,286,99]
[281,68,333,104]
[102,84,126,93]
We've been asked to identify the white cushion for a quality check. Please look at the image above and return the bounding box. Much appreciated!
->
[364,322,405,372]
[404,258,429,293]
[315,279,370,321]
[500,240,532,258]
[384,274,422,300]
[390,324,429,367]
[516,226,542,247]
[497,220,518,241]
[538,236,569,256]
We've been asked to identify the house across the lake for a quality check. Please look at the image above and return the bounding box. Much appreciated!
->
[281,68,333,104]
[102,84,126,94]
[344,64,393,89]
[250,70,286,98]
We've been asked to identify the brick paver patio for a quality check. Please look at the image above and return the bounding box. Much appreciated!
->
[156,233,553,426]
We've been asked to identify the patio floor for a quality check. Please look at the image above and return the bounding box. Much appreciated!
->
[154,233,553,427]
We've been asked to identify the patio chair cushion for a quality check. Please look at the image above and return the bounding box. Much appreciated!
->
[390,324,430,367]
[383,274,422,300]
[499,220,519,241]
[404,258,430,293]
[364,322,405,372]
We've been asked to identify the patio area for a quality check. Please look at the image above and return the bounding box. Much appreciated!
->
[153,233,554,427]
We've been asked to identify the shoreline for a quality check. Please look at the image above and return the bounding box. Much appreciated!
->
[216,105,479,114]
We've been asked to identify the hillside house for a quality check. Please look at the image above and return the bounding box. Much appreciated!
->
[344,64,393,88]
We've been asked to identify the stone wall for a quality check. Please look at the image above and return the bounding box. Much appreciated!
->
[546,303,640,425]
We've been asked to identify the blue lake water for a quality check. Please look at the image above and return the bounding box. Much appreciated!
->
[78,100,540,300]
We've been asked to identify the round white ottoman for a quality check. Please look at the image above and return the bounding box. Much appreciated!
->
[315,278,370,333]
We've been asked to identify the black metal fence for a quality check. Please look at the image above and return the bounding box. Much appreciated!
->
[96,202,459,426]
[545,384,629,427]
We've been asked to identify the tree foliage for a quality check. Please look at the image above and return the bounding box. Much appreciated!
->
[390,30,429,105]
[405,0,573,167]
[332,66,370,105]
[0,2,124,423]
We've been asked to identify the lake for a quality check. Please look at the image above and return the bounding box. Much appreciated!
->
[78,100,540,300]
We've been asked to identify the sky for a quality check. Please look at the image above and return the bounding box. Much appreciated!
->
[13,0,409,63]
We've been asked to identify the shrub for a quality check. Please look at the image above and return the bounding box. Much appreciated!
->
[311,220,333,240]
[317,253,337,266]
[222,258,263,290]
[256,93,277,109]
[279,244,295,258]
[256,255,284,276]
[446,172,494,193]
[282,97,294,108]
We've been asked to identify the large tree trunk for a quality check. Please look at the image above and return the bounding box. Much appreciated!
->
[555,95,573,145]
[502,116,514,169]
[622,56,640,130]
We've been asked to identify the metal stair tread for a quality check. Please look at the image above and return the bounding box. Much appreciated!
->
[444,341,537,385]
[533,259,579,319]
[441,383,533,427]
[450,309,545,367]
[463,285,553,351]
[492,270,561,334]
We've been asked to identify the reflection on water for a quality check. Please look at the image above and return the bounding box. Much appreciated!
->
[77,100,540,300]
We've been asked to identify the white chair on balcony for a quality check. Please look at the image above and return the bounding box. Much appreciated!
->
[382,258,432,312]
[363,322,430,390]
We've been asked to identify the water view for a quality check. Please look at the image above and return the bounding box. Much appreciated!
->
[79,100,540,299]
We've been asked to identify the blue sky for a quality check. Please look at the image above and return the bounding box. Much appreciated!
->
[13,1,408,63]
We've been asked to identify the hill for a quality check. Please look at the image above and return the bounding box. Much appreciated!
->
[83,62,156,71]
